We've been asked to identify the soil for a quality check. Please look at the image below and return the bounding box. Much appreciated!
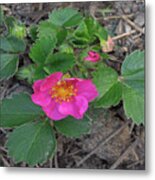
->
[0,0,145,170]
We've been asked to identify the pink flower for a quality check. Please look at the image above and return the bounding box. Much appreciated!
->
[84,51,100,62]
[31,72,99,121]
[102,36,115,53]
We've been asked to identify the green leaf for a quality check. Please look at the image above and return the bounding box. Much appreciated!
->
[44,52,75,74]
[93,66,118,98]
[95,82,122,108]
[121,50,144,96]
[122,86,144,125]
[0,36,26,80]
[6,121,56,166]
[28,25,38,41]
[49,8,82,27]
[29,35,57,64]
[0,53,18,80]
[54,116,90,138]
[70,18,96,47]
[37,21,57,38]
[0,36,26,53]
[38,20,67,45]
[121,50,144,125]
[33,65,47,80]
[70,17,108,48]
[94,20,108,43]
[0,93,43,128]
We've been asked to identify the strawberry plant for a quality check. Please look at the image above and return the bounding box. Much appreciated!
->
[0,7,144,166]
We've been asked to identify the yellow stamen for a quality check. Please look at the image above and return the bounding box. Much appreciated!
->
[49,80,77,103]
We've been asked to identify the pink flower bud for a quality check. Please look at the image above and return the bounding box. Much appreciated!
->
[102,36,115,53]
[84,51,100,62]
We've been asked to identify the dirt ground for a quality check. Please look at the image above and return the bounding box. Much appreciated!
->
[0,0,145,170]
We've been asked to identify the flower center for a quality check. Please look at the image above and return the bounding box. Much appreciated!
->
[49,80,77,103]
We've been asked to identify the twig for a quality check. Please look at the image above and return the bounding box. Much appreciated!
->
[76,121,130,167]
[49,158,53,168]
[109,55,122,63]
[129,122,135,134]
[66,149,81,157]
[109,138,140,169]
[54,153,59,168]
[103,14,134,21]
[112,30,136,41]
[0,146,8,153]
[1,155,10,167]
[131,148,139,161]
[122,16,144,34]
[127,159,144,168]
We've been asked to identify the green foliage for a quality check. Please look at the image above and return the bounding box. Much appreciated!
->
[29,35,57,64]
[121,50,144,124]
[38,20,67,44]
[0,93,43,128]
[0,36,26,80]
[54,116,90,138]
[93,66,119,98]
[121,50,144,96]
[0,53,18,80]
[44,52,75,74]
[49,8,82,27]
[92,50,144,125]
[95,82,122,108]
[122,85,144,125]
[6,121,56,166]
[0,36,26,53]
[28,25,38,41]
[0,7,144,167]
[70,17,108,48]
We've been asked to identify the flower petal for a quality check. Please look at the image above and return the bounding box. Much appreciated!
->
[76,80,99,101]
[59,96,88,119]
[31,91,51,107]
[40,72,63,91]
[32,79,44,93]
[42,101,67,120]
